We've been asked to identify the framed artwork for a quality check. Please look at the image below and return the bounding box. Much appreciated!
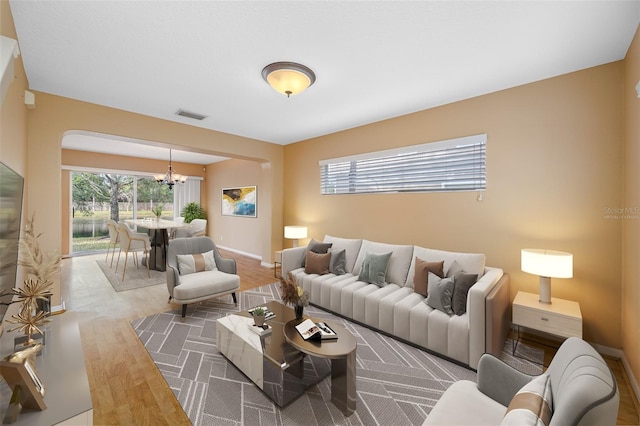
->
[222,186,257,217]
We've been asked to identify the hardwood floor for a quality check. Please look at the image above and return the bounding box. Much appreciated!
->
[62,249,639,425]
[62,249,274,426]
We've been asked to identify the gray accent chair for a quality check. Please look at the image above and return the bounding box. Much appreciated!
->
[167,237,240,318]
[424,337,619,426]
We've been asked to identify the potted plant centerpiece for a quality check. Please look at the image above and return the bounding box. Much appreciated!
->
[252,306,266,327]
[152,205,163,221]
[280,272,309,320]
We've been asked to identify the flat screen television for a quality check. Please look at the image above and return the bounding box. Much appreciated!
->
[0,161,24,335]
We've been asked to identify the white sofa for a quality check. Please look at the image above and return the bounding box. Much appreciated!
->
[282,236,511,369]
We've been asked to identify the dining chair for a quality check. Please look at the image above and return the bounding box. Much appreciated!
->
[115,223,151,281]
[174,218,207,238]
[105,219,120,267]
[169,216,185,239]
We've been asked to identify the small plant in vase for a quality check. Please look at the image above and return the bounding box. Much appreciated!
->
[152,205,163,220]
[8,214,60,347]
[252,306,266,327]
[280,272,309,320]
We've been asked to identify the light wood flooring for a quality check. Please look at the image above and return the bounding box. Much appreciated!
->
[61,249,639,425]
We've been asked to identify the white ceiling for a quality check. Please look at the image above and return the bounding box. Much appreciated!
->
[8,0,640,162]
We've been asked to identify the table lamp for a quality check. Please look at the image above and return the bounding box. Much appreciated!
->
[284,226,307,247]
[521,248,573,304]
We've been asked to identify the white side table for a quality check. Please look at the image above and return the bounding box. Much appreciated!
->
[512,291,582,355]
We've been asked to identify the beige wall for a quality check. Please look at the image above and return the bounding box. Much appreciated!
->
[206,159,266,258]
[623,26,640,394]
[285,62,624,350]
[60,148,209,255]
[25,92,283,306]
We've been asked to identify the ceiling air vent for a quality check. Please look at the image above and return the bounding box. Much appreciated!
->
[175,109,208,121]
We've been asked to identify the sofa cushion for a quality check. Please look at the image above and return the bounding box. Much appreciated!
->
[305,250,331,275]
[413,257,445,297]
[358,251,392,286]
[447,260,465,278]
[329,248,346,275]
[425,272,454,315]
[353,240,414,286]
[423,380,507,425]
[301,238,333,267]
[407,246,486,289]
[176,250,217,275]
[452,273,478,315]
[323,236,363,273]
[501,374,553,426]
[173,270,239,301]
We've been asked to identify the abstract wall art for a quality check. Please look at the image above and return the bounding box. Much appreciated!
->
[222,186,257,217]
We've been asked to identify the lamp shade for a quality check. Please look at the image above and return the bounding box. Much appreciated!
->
[521,249,573,278]
[284,226,308,240]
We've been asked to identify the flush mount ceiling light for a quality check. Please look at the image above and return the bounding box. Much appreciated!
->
[262,62,316,98]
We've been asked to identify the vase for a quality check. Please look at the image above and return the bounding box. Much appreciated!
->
[294,304,304,320]
[254,315,265,327]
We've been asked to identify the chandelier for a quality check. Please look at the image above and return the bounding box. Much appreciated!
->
[154,149,186,190]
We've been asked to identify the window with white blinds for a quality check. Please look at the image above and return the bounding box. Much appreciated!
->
[319,134,486,195]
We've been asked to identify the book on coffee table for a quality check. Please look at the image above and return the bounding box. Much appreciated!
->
[295,319,338,340]
[315,322,338,340]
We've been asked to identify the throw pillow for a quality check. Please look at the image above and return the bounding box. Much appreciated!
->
[301,238,333,267]
[413,257,445,297]
[425,272,455,315]
[329,248,346,275]
[501,374,553,426]
[358,251,392,286]
[451,273,478,315]
[305,251,331,275]
[446,260,465,278]
[176,250,217,275]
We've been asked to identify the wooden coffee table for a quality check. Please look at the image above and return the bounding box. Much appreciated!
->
[284,317,357,416]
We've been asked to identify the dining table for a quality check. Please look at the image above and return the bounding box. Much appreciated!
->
[125,218,186,272]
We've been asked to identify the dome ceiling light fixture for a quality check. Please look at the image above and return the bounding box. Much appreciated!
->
[262,61,316,98]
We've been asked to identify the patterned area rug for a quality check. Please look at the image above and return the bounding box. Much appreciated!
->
[131,283,542,425]
[96,257,165,292]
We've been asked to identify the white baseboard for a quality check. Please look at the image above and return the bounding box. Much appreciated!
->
[591,342,640,406]
[591,342,623,358]
[621,352,640,406]
[215,245,276,271]
[216,245,262,261]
